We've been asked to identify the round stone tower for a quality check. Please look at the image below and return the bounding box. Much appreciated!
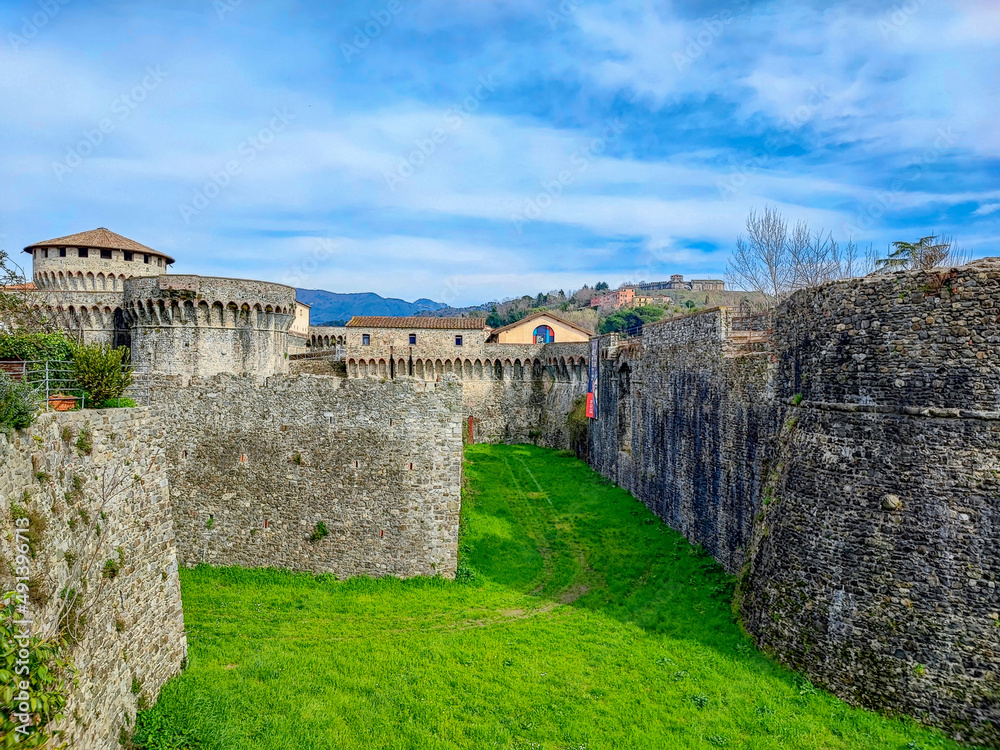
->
[23,228,176,346]
[123,275,296,381]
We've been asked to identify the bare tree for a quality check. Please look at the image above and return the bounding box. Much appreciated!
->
[0,248,48,333]
[726,206,793,309]
[728,206,869,310]
[788,228,861,289]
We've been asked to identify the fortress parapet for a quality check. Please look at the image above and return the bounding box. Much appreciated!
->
[124,274,296,380]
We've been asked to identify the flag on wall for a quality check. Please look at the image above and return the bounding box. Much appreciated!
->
[587,338,599,419]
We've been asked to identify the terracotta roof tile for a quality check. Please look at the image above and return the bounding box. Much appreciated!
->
[346,316,487,329]
[24,228,175,264]
[2,283,36,291]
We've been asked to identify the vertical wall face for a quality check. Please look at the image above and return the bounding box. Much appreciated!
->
[154,374,464,578]
[742,264,1000,746]
[0,409,187,750]
[588,309,775,573]
[124,275,296,381]
[343,342,590,450]
[461,344,590,449]
[588,264,1000,744]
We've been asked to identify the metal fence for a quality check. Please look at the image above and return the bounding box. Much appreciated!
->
[2,360,151,410]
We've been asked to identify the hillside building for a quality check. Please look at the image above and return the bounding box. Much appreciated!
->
[627,275,724,293]
[590,287,635,309]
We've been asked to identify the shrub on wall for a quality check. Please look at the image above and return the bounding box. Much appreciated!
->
[0,371,38,430]
[70,343,134,406]
[0,332,73,364]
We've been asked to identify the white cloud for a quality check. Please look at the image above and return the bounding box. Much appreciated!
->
[973,202,1000,217]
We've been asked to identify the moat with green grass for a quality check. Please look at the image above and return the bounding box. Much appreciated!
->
[130,445,968,750]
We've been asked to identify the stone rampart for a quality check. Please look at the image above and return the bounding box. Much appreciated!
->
[588,261,1000,744]
[124,275,296,380]
[0,408,186,750]
[153,374,463,578]
[345,342,590,449]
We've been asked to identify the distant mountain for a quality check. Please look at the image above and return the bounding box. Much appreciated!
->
[296,289,448,326]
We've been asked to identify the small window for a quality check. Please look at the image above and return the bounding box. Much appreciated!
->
[409,334,417,345]
[123,251,133,261]
[143,254,150,264]
[101,249,112,259]
[362,334,370,346]
[59,248,66,257]
[455,335,463,346]
[78,248,88,258]
[43,249,48,258]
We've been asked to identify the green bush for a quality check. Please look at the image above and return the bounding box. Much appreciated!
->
[598,305,666,335]
[0,332,73,363]
[0,371,38,430]
[93,397,137,409]
[70,343,133,405]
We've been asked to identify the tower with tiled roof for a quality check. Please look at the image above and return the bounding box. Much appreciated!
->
[24,227,175,292]
[21,228,297,380]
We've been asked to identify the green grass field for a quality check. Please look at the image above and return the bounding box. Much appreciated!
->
[130,444,966,750]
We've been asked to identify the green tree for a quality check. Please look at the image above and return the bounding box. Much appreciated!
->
[595,281,609,291]
[876,235,952,271]
[598,306,665,335]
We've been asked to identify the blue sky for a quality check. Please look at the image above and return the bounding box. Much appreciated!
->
[1,0,998,306]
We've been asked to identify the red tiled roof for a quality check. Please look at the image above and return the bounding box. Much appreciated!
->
[346,316,487,329]
[2,283,36,291]
[24,228,175,264]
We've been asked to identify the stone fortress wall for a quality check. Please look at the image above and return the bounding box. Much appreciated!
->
[17,228,1000,744]
[124,274,296,380]
[0,409,187,750]
[336,320,591,449]
[153,374,464,578]
[589,260,1000,745]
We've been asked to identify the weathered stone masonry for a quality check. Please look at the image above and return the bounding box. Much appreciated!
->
[590,261,1000,745]
[153,374,463,578]
[0,409,187,750]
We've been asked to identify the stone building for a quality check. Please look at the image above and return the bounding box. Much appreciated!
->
[628,275,724,292]
[344,316,490,377]
[21,228,300,380]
